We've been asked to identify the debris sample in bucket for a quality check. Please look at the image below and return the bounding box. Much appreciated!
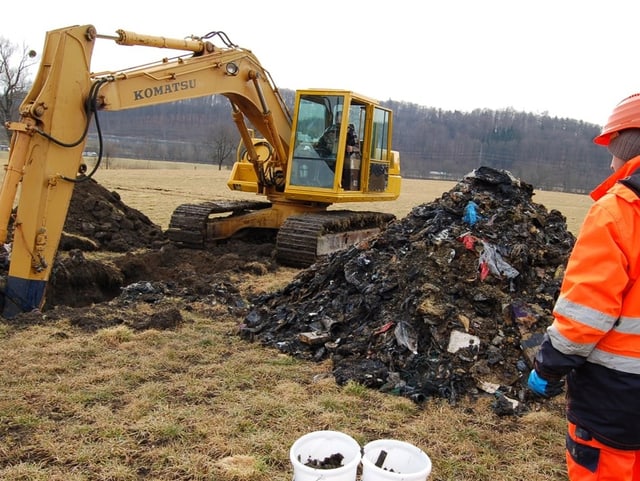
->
[303,452,344,469]
[290,430,361,481]
[362,439,432,481]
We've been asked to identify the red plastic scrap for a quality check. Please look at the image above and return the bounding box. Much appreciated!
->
[479,261,490,280]
[458,233,477,250]
[374,321,395,334]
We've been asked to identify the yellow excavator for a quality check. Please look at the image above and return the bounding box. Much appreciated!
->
[0,25,401,317]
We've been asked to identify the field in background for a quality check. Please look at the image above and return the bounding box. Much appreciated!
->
[87,160,591,235]
[0,153,592,233]
[0,153,591,233]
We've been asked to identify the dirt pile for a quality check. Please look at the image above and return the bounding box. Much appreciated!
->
[15,178,275,317]
[240,167,576,414]
[61,178,167,252]
[45,178,169,308]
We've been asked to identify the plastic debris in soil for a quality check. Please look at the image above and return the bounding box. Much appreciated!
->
[240,167,576,415]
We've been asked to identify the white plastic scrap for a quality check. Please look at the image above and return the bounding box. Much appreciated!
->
[394,321,418,354]
[447,330,481,354]
[478,380,501,394]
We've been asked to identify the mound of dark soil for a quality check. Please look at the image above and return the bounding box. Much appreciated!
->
[13,177,277,317]
[61,178,167,252]
[240,167,576,413]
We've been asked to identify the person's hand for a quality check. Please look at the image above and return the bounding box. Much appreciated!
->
[527,369,564,397]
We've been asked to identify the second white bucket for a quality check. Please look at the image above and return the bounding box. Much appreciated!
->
[361,439,431,481]
[290,430,361,481]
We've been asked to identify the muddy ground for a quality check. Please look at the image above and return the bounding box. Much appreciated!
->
[5,168,576,414]
[10,178,281,331]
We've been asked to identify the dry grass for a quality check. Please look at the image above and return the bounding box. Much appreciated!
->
[0,159,591,480]
[0,317,568,481]
[89,164,590,234]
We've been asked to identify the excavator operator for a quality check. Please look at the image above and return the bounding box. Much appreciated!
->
[314,111,358,158]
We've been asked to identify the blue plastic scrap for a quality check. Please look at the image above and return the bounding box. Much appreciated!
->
[463,201,481,225]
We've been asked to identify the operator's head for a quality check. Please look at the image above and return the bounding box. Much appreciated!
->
[594,93,640,170]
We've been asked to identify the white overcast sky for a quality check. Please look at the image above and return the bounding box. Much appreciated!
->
[3,0,639,125]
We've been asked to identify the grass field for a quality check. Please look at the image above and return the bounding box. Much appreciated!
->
[0,157,590,480]
[0,153,593,234]
[86,162,592,235]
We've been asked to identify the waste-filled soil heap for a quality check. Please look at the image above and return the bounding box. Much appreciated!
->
[241,167,576,413]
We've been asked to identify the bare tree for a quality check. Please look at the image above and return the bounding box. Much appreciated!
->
[103,151,112,170]
[211,125,237,170]
[0,37,36,143]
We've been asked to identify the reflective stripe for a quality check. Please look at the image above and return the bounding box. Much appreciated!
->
[615,316,640,334]
[547,325,596,357]
[588,348,640,375]
[554,297,618,332]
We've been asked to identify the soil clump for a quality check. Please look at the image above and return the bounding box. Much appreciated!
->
[61,177,168,252]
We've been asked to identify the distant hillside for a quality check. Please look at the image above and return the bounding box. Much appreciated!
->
[86,90,609,192]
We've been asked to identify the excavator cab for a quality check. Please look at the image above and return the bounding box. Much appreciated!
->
[285,90,400,203]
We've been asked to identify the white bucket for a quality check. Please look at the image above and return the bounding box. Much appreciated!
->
[290,430,361,481]
[361,439,431,481]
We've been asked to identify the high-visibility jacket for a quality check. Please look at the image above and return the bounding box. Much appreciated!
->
[535,155,640,450]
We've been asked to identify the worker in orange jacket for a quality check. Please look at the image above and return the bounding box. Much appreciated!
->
[528,93,640,480]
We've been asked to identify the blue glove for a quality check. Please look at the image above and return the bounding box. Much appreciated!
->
[527,370,564,397]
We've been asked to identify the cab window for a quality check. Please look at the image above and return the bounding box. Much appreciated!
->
[290,95,345,188]
[368,107,391,191]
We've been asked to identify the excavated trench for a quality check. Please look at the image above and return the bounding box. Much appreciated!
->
[3,178,278,330]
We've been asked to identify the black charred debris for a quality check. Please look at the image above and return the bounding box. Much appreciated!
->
[239,167,576,415]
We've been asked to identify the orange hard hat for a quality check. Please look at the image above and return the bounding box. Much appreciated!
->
[594,93,640,146]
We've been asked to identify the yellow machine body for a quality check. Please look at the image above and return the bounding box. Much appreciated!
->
[0,25,401,316]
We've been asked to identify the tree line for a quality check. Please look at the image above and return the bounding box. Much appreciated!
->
[85,93,610,192]
[388,100,610,192]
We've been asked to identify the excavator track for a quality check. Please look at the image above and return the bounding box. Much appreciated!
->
[166,200,272,248]
[275,210,395,268]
